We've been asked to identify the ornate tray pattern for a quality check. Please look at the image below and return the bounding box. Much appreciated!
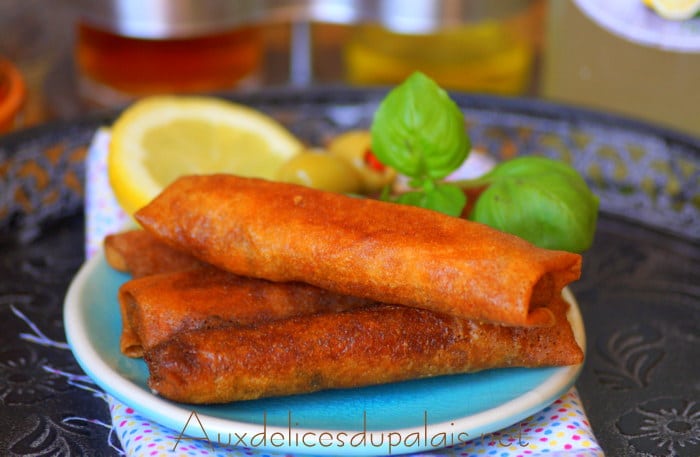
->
[0,88,698,456]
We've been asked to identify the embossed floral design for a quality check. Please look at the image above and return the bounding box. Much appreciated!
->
[9,414,100,456]
[594,324,665,390]
[0,347,68,405]
[618,397,700,457]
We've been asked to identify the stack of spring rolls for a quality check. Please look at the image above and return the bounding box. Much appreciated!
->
[105,174,584,404]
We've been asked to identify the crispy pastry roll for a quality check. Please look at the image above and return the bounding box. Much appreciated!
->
[145,296,583,404]
[104,229,209,354]
[136,175,582,327]
[104,229,203,278]
[118,267,375,357]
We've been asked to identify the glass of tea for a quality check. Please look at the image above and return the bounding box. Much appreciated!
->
[73,0,264,106]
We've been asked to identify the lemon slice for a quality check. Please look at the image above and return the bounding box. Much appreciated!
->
[108,96,304,215]
[650,0,700,19]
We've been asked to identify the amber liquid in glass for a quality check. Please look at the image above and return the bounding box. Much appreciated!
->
[75,22,262,103]
[343,1,543,95]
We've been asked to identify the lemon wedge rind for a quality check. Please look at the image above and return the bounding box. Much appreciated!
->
[108,96,304,216]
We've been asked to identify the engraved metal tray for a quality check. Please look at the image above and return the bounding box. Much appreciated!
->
[0,88,698,456]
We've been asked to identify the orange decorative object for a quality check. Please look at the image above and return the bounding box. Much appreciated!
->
[0,58,26,133]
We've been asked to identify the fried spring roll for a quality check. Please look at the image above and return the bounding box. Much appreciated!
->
[105,229,208,354]
[106,229,375,357]
[136,175,582,327]
[145,296,583,404]
[104,229,203,278]
[118,267,375,357]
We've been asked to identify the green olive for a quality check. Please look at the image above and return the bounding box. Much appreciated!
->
[326,130,396,194]
[276,149,362,194]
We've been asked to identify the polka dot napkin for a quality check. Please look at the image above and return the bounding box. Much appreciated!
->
[85,129,604,457]
[106,391,601,457]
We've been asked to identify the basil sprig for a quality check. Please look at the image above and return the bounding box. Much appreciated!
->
[371,72,470,216]
[370,72,599,252]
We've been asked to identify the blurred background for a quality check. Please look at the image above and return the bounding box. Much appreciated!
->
[1,0,699,137]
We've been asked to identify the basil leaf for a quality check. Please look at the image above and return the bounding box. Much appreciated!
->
[370,72,470,180]
[396,182,466,217]
[395,191,425,207]
[469,156,599,252]
[424,183,467,217]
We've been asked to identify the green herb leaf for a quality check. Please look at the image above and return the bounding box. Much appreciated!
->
[464,156,599,252]
[370,72,470,216]
[396,182,467,217]
[368,74,598,251]
[370,72,470,180]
